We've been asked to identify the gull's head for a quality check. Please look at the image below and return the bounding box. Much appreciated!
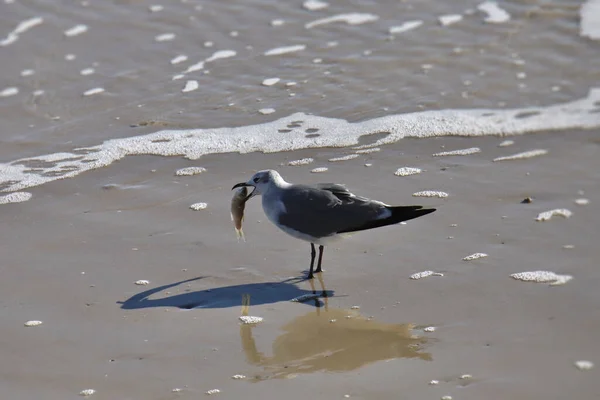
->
[231,169,286,199]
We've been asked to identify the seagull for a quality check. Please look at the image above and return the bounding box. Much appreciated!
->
[232,170,436,279]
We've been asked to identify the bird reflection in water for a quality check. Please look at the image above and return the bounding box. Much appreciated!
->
[239,274,432,381]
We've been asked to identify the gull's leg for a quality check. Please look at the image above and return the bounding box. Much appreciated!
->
[308,243,316,279]
[315,245,325,273]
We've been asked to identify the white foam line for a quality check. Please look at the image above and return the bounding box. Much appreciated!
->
[389,20,423,34]
[64,24,88,37]
[264,45,306,56]
[155,33,176,42]
[305,13,379,29]
[477,1,511,23]
[1,88,599,193]
[1,17,43,47]
[581,0,600,40]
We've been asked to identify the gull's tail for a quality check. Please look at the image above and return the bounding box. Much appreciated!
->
[338,206,436,234]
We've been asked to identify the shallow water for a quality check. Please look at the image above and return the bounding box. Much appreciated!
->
[1,0,599,165]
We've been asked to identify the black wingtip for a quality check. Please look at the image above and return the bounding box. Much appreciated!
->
[337,205,436,234]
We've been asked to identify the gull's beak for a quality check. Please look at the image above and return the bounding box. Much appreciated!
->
[232,181,257,200]
[232,182,252,190]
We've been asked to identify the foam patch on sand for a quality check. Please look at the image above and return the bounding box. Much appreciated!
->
[580,0,600,40]
[433,147,481,157]
[329,154,359,162]
[493,149,547,162]
[510,271,572,285]
[536,208,572,221]
[190,202,208,210]
[288,158,313,166]
[0,191,32,204]
[264,45,306,56]
[410,271,444,280]
[389,20,423,34]
[175,166,206,176]
[311,167,328,173]
[413,191,448,198]
[239,316,263,324]
[1,89,600,193]
[395,167,421,176]
[64,24,88,37]
[439,14,463,26]
[305,13,379,29]
[463,252,488,261]
[303,0,328,11]
[182,80,199,92]
[477,1,510,23]
[1,16,43,47]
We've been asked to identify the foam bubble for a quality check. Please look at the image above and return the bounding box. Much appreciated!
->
[149,5,163,12]
[79,389,96,396]
[184,62,204,73]
[64,24,88,37]
[433,147,481,157]
[0,191,32,204]
[206,389,221,395]
[1,17,43,47]
[498,139,514,147]
[155,33,176,42]
[463,252,488,261]
[1,89,599,194]
[182,80,199,92]
[536,208,572,221]
[410,271,443,280]
[239,316,263,324]
[190,202,208,210]
[413,191,448,198]
[574,198,589,205]
[65,54,76,61]
[0,87,19,97]
[175,166,206,176]
[439,14,463,26]
[581,0,600,40]
[262,77,280,86]
[423,326,436,332]
[271,19,285,26]
[510,271,572,285]
[306,13,379,29]
[264,45,306,56]
[493,149,548,162]
[329,154,359,162]
[83,87,104,96]
[394,167,421,176]
[231,374,246,379]
[575,360,594,370]
[311,167,328,173]
[135,280,150,285]
[33,90,44,96]
[259,108,276,115]
[80,68,95,76]
[20,69,35,77]
[303,0,328,11]
[288,158,313,166]
[389,20,423,34]
[170,55,188,64]
[24,320,42,327]
[477,1,510,23]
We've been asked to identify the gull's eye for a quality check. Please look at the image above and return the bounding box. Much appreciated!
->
[253,177,260,183]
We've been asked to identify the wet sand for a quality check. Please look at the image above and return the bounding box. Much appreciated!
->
[1,129,599,399]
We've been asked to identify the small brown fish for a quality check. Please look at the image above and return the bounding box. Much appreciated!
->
[231,186,250,241]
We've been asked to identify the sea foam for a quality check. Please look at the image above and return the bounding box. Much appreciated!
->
[1,89,599,193]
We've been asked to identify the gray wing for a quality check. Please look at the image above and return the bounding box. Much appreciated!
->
[277,184,387,238]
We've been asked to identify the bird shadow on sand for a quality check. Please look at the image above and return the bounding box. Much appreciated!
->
[118,275,336,310]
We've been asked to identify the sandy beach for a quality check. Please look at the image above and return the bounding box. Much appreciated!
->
[2,0,600,398]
